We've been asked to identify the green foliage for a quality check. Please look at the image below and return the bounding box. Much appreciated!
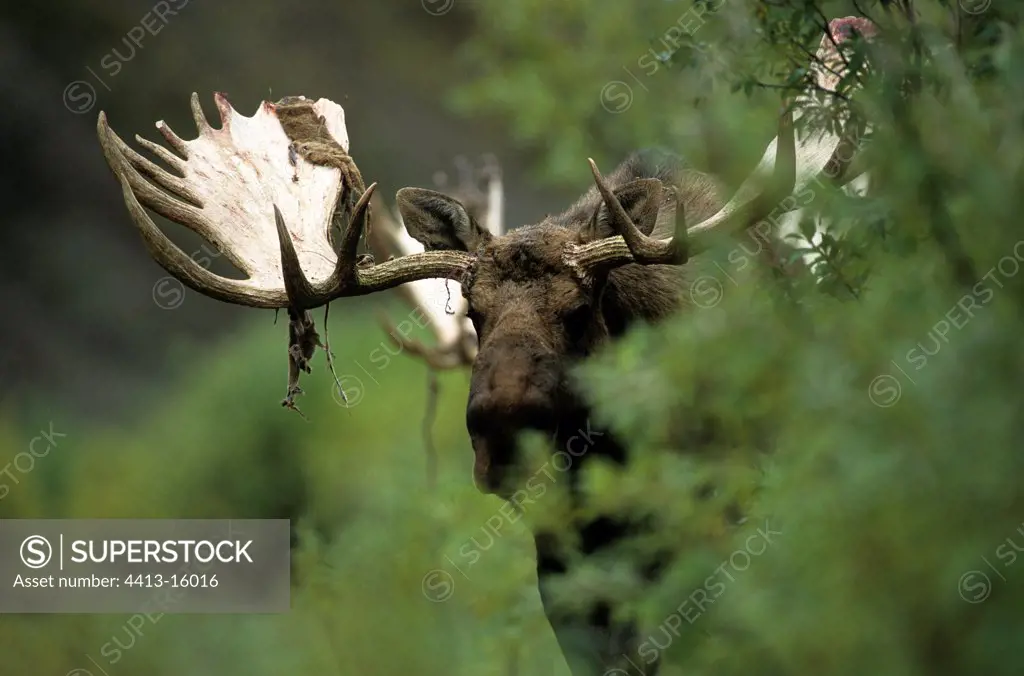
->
[450,0,868,187]
[0,305,568,675]
[4,1,1024,674]
[448,0,784,187]
[558,4,1024,674]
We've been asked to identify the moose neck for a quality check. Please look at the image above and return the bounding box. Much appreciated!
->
[548,263,687,494]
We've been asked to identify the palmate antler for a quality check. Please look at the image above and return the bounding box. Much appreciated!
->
[566,16,877,277]
[97,93,475,413]
[368,155,505,370]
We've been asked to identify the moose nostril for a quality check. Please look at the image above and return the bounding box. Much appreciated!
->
[466,400,489,437]
[467,395,556,435]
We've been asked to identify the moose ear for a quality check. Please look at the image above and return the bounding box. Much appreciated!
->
[396,187,493,252]
[578,178,677,243]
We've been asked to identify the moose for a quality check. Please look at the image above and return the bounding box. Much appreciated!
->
[95,17,873,675]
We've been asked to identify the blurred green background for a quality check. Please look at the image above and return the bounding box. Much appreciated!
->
[2,0,1024,674]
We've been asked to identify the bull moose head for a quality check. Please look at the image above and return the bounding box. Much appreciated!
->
[95,16,873,673]
[95,87,858,496]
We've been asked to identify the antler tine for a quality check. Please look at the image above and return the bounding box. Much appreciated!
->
[659,103,795,252]
[103,120,203,210]
[587,158,688,265]
[274,204,318,307]
[189,91,212,134]
[155,119,189,157]
[337,182,376,281]
[567,104,796,275]
[678,103,795,250]
[133,133,187,175]
[97,111,285,306]
[273,182,383,309]
[717,101,797,245]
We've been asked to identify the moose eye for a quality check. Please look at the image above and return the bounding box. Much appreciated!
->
[562,304,592,342]
[466,308,484,330]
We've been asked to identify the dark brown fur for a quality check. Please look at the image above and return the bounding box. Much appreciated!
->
[396,150,728,675]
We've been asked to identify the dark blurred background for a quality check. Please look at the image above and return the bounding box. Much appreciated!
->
[3,2,1024,675]
[0,0,569,422]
